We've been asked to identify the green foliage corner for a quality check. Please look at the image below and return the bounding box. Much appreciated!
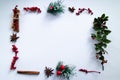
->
[91,14,111,70]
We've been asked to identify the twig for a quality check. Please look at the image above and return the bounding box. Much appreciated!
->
[79,69,100,74]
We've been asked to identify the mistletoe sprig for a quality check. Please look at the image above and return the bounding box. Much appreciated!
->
[56,61,75,80]
[91,14,111,70]
[47,0,64,15]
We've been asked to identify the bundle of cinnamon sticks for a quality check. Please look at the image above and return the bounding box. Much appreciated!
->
[12,5,20,32]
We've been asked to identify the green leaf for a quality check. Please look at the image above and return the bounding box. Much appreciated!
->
[102,43,107,48]
[104,39,111,44]
[104,16,109,21]
[101,14,105,18]
[96,33,102,41]
[99,56,104,60]
[94,18,97,22]
[101,14,109,21]
[91,33,96,39]
[104,30,111,35]
[95,44,103,51]
[98,51,102,55]
[103,35,106,39]
[56,61,63,70]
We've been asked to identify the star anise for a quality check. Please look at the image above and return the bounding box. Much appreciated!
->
[44,67,54,78]
[68,7,75,13]
[10,33,19,42]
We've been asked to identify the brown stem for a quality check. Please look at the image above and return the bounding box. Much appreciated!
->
[79,69,100,74]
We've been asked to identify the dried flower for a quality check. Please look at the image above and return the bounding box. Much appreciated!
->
[68,7,75,13]
[44,67,54,78]
[10,33,19,42]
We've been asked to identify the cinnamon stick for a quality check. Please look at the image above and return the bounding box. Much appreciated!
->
[17,70,40,75]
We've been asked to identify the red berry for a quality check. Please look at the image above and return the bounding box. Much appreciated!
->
[83,8,85,10]
[37,9,41,13]
[12,45,18,52]
[91,12,93,15]
[23,8,27,10]
[60,65,65,70]
[14,56,19,60]
[49,6,54,10]
[76,12,80,15]
[56,71,62,75]
[15,50,19,54]
[78,8,81,10]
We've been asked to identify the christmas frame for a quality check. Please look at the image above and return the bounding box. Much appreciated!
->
[9,3,111,80]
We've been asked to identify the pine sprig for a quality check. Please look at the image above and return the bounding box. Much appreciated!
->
[56,61,75,80]
[47,0,64,15]
[91,14,111,70]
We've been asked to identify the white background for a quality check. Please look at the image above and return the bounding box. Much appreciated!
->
[0,0,120,80]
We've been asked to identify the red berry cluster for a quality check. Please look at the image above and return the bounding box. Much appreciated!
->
[76,8,93,15]
[23,7,41,13]
[56,65,65,75]
[10,45,19,70]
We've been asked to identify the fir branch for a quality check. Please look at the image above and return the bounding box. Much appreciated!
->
[47,0,65,15]
[91,14,111,70]
[56,61,75,80]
